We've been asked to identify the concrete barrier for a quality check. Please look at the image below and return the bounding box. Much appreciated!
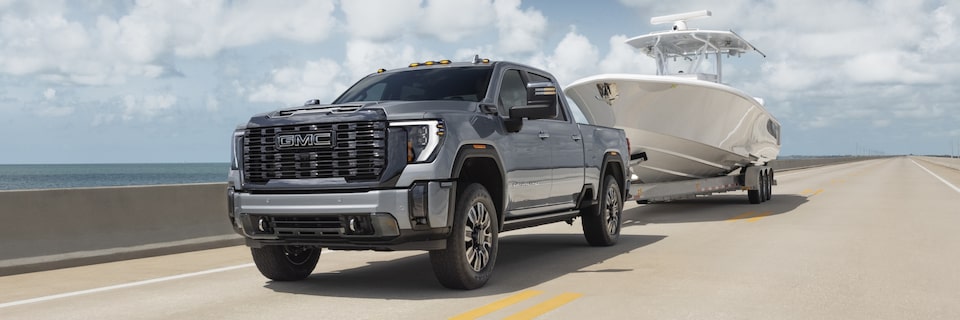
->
[915,156,960,170]
[768,156,891,171]
[0,183,240,276]
[0,156,888,275]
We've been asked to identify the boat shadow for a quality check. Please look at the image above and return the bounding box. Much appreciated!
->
[263,233,665,299]
[622,193,809,226]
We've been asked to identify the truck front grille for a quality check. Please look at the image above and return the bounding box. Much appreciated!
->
[243,121,387,184]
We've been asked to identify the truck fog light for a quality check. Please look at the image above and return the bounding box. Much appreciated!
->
[257,216,273,233]
[343,215,374,235]
[410,183,428,219]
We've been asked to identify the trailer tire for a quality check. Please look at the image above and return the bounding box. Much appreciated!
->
[760,170,769,203]
[765,169,773,201]
[429,183,499,290]
[748,187,761,204]
[250,245,320,281]
[581,174,623,246]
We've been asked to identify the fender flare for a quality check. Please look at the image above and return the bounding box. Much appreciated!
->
[450,144,508,227]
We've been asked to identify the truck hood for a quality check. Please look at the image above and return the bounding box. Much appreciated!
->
[244,100,478,128]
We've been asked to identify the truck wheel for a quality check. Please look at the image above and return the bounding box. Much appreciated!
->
[581,174,622,246]
[250,245,320,281]
[429,183,499,290]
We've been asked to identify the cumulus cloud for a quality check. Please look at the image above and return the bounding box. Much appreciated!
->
[529,29,600,85]
[0,0,337,85]
[122,94,177,121]
[421,0,496,42]
[344,39,423,81]
[248,59,348,105]
[341,0,422,41]
[494,0,547,53]
[598,35,656,75]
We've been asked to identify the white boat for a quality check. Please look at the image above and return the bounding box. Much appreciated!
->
[565,10,780,183]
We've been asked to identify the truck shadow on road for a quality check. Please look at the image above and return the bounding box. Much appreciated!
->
[622,194,809,226]
[264,233,665,299]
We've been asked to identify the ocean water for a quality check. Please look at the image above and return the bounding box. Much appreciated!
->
[0,163,230,190]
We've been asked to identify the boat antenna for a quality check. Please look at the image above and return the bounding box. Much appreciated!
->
[650,10,711,31]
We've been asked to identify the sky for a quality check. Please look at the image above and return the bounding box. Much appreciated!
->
[1,0,958,164]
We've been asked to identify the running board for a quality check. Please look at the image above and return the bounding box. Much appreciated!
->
[502,211,580,232]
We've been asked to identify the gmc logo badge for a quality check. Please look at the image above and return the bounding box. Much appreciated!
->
[276,132,333,149]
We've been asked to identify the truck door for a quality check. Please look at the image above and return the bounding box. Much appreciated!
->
[498,69,553,213]
[530,73,585,208]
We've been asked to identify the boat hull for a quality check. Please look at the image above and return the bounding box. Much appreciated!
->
[565,74,780,183]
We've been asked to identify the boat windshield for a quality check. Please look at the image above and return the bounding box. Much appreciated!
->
[334,67,493,103]
[661,53,717,77]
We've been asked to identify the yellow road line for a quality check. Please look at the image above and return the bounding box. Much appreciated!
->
[450,290,543,320]
[504,293,583,320]
[810,189,823,196]
[801,189,812,195]
[746,211,773,222]
[727,211,758,221]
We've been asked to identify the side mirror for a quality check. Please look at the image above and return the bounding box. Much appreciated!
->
[508,82,558,120]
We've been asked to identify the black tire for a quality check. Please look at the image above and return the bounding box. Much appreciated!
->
[581,174,622,246]
[429,183,499,290]
[759,170,768,203]
[748,170,762,204]
[765,169,774,201]
[250,245,320,281]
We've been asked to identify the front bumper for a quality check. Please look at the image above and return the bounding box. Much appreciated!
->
[228,181,454,251]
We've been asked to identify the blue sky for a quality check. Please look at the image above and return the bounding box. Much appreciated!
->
[1,0,958,164]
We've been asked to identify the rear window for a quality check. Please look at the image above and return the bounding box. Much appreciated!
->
[334,67,493,103]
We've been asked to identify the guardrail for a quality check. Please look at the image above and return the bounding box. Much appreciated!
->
[0,156,897,276]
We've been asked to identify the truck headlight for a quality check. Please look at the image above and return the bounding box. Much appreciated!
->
[231,130,244,170]
[390,120,445,163]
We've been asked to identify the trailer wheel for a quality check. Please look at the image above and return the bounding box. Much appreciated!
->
[429,183,499,290]
[760,170,769,202]
[581,174,622,246]
[765,169,773,201]
[250,245,320,281]
[748,170,763,204]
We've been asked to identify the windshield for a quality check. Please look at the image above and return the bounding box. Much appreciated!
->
[334,67,493,104]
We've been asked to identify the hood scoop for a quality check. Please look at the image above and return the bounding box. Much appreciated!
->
[274,103,364,117]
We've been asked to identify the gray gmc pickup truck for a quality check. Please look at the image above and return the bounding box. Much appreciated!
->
[227,57,630,289]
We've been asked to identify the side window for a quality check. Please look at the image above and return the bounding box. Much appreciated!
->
[528,73,550,83]
[566,97,589,124]
[499,70,526,108]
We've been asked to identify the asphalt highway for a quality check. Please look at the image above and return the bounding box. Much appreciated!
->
[2,156,959,319]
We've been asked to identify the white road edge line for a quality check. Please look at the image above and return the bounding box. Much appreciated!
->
[0,263,255,309]
[911,159,960,194]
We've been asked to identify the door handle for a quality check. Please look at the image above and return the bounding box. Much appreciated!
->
[572,134,582,141]
[538,131,550,139]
